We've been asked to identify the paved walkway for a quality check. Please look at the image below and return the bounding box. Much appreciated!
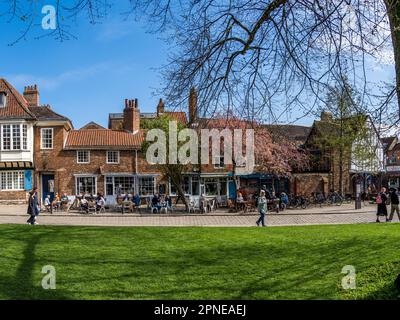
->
[0,203,397,227]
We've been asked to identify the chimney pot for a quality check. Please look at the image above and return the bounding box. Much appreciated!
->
[123,98,140,132]
[23,84,40,106]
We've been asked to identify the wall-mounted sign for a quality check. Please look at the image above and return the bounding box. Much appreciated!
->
[48,180,55,193]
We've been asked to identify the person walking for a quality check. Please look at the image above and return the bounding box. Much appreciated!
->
[376,187,389,223]
[256,190,267,227]
[27,187,39,225]
[389,187,400,222]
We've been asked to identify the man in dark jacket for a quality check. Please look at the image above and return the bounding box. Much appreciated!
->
[27,187,39,225]
[389,187,400,222]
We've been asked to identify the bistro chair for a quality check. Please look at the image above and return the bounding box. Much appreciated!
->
[159,202,168,214]
[116,197,124,213]
[87,201,97,214]
[123,201,134,213]
[188,196,200,213]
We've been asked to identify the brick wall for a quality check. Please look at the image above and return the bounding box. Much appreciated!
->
[0,190,29,204]
[109,119,123,130]
[54,149,137,195]
[291,173,330,196]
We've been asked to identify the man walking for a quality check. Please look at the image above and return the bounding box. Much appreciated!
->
[256,190,267,227]
[389,187,400,222]
[27,187,39,225]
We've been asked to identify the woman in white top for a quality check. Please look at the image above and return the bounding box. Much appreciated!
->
[256,190,267,227]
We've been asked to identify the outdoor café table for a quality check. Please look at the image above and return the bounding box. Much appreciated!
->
[60,200,69,211]
[122,201,134,213]
[268,199,280,213]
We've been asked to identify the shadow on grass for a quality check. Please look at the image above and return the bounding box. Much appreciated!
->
[1,225,400,299]
[0,227,69,299]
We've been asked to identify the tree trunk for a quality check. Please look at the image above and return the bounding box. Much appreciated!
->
[385,0,400,115]
[166,166,189,212]
[175,183,189,212]
[339,146,344,195]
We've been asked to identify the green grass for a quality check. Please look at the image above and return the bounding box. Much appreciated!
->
[1,223,400,300]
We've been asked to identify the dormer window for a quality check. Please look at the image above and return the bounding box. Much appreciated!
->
[0,92,7,108]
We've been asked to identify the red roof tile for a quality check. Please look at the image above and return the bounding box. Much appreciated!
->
[65,129,144,150]
[164,112,187,124]
[0,79,36,120]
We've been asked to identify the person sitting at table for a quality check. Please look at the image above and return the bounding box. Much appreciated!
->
[44,195,52,212]
[236,192,245,211]
[270,191,279,211]
[280,192,289,210]
[151,194,161,213]
[52,193,61,210]
[133,194,141,206]
[200,193,207,213]
[80,197,89,213]
[96,193,106,212]
[165,195,173,210]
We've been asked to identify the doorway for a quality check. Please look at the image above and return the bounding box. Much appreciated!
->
[42,174,55,202]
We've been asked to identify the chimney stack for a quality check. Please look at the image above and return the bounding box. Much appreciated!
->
[320,111,333,122]
[23,84,40,106]
[123,98,140,133]
[157,98,165,116]
[189,87,198,124]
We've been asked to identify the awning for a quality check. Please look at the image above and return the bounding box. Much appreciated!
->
[231,172,288,179]
[0,162,34,169]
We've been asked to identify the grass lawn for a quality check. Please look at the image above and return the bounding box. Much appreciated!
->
[0,223,400,300]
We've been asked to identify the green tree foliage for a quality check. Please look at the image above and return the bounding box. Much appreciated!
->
[141,114,191,211]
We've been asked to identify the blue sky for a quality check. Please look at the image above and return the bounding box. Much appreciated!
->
[0,3,168,129]
[0,2,397,129]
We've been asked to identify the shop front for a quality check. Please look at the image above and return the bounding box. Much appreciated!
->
[103,174,157,205]
[236,173,289,197]
[168,174,231,198]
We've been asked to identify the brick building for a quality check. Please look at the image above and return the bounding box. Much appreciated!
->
[0,79,37,203]
[0,78,385,204]
[32,97,165,205]
[382,136,400,190]
[292,112,384,196]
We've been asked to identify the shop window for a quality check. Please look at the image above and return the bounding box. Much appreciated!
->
[76,176,96,195]
[139,177,155,196]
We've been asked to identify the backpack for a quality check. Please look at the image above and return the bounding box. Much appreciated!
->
[376,194,382,204]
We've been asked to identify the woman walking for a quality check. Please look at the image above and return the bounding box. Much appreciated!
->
[256,190,267,227]
[376,187,389,223]
[27,187,39,225]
